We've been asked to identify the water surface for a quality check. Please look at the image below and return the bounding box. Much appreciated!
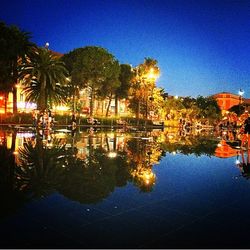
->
[0,128,249,248]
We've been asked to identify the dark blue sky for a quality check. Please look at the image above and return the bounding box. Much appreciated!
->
[1,0,250,97]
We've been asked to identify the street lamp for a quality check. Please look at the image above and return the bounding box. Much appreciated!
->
[238,89,244,114]
[145,68,159,120]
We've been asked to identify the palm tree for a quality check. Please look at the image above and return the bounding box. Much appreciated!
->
[0,22,35,114]
[19,47,68,111]
[129,58,160,121]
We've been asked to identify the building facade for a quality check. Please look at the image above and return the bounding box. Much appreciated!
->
[212,92,250,114]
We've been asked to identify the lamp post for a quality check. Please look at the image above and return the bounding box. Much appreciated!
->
[238,89,244,114]
[145,68,158,120]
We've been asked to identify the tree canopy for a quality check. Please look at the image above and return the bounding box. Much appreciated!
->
[62,46,120,116]
[19,47,68,110]
[0,22,35,113]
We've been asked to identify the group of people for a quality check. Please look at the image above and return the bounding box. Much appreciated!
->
[241,116,250,147]
[32,109,54,130]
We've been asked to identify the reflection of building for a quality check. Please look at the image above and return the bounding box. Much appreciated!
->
[213,92,250,114]
[214,140,238,158]
[75,133,127,160]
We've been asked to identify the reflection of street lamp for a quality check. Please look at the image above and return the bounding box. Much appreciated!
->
[107,151,117,158]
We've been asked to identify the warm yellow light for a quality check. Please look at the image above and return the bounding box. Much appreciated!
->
[148,68,155,79]
[239,89,244,96]
[55,106,70,111]
[147,68,159,80]
[107,152,117,158]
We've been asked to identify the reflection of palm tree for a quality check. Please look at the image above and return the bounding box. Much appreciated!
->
[162,133,218,156]
[130,164,156,192]
[126,136,161,192]
[0,134,26,219]
[15,137,68,198]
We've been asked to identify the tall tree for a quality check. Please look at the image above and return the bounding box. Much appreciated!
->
[196,96,221,122]
[129,58,160,120]
[115,64,133,116]
[0,22,35,114]
[19,47,68,111]
[62,46,120,116]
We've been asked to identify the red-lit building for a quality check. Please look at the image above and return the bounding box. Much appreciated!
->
[212,92,250,113]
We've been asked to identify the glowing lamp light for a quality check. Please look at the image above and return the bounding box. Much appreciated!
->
[235,159,240,165]
[107,152,117,158]
[17,102,37,109]
[55,106,70,111]
[238,89,244,96]
[17,132,35,138]
[148,68,155,79]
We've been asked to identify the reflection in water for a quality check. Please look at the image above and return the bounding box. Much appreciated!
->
[236,148,250,179]
[0,127,239,208]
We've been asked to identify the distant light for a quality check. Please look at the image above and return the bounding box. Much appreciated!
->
[235,159,240,165]
[107,152,117,158]
[55,105,70,111]
[238,89,244,96]
[45,42,49,48]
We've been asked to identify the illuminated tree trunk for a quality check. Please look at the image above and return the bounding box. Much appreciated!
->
[115,95,118,116]
[4,92,8,114]
[136,100,140,125]
[90,88,94,117]
[39,80,46,111]
[106,94,112,117]
[12,61,18,114]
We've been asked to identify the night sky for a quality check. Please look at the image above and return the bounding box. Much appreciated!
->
[1,0,250,98]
